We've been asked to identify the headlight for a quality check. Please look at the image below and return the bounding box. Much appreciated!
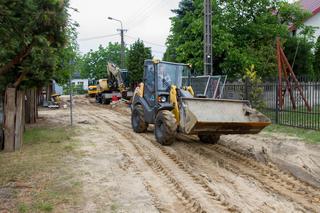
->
[158,96,167,103]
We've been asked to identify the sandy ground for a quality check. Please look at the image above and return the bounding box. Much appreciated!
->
[40,96,320,212]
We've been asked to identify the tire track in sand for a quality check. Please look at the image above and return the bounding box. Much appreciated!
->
[81,102,319,212]
[97,114,236,212]
[175,134,320,212]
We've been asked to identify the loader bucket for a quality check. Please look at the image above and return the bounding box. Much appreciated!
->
[179,98,271,135]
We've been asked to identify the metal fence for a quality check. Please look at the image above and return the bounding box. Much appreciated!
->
[183,76,320,130]
[222,82,320,130]
[182,75,227,98]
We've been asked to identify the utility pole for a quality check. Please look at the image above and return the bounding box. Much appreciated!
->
[69,70,73,127]
[108,17,127,69]
[204,0,213,75]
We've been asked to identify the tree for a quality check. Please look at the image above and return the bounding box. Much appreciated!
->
[284,36,315,78]
[0,0,72,151]
[0,0,71,88]
[164,0,311,79]
[79,42,124,80]
[54,22,81,86]
[314,36,320,79]
[127,39,152,84]
[164,0,203,73]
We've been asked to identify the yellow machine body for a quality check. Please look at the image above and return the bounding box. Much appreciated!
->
[88,85,98,97]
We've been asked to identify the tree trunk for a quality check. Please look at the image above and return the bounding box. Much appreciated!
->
[25,90,31,124]
[4,87,16,152]
[3,88,25,152]
[35,88,38,119]
[22,91,26,133]
[25,88,37,124]
[14,91,24,150]
[37,87,43,106]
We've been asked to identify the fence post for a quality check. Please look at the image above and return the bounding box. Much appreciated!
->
[275,83,279,124]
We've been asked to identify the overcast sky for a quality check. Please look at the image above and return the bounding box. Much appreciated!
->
[70,0,181,58]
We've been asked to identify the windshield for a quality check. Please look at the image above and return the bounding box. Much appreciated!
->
[157,62,189,91]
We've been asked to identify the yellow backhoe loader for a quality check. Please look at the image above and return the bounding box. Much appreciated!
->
[131,59,271,145]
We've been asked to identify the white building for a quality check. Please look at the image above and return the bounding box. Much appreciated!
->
[297,0,320,41]
[71,79,89,90]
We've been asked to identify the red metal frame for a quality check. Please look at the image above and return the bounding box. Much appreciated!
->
[276,37,312,112]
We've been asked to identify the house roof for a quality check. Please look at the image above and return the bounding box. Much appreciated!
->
[299,0,320,15]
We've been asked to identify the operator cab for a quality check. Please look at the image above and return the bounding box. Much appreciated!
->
[143,60,191,107]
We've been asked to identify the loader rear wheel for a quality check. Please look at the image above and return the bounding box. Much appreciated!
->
[155,110,177,146]
[131,105,148,133]
[198,134,220,144]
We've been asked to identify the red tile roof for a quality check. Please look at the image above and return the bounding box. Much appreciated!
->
[299,0,320,15]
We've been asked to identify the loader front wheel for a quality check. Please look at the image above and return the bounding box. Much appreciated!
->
[198,134,220,144]
[155,110,177,146]
[131,105,148,133]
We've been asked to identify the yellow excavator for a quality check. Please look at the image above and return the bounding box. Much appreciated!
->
[131,59,271,145]
[87,85,98,97]
[96,63,131,104]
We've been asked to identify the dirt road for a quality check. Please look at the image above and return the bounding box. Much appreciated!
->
[44,97,320,212]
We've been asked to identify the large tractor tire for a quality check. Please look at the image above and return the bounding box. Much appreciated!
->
[102,97,111,105]
[96,95,102,104]
[155,110,177,146]
[131,105,148,133]
[198,134,220,144]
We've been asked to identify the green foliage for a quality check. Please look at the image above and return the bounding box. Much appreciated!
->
[54,24,81,85]
[243,65,264,109]
[127,39,152,84]
[164,0,312,79]
[265,124,320,144]
[0,0,73,92]
[24,127,72,144]
[164,0,203,72]
[63,84,86,95]
[79,43,124,80]
[314,36,320,79]
[284,36,315,78]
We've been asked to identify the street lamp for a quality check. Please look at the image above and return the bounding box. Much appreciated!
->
[108,16,126,69]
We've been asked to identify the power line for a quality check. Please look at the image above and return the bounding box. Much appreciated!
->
[79,33,120,41]
[125,35,166,48]
[125,0,160,24]
[125,0,163,28]
[126,0,170,31]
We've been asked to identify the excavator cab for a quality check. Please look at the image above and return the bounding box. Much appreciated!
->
[131,60,271,146]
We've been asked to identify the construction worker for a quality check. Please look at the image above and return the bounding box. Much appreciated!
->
[158,64,172,91]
